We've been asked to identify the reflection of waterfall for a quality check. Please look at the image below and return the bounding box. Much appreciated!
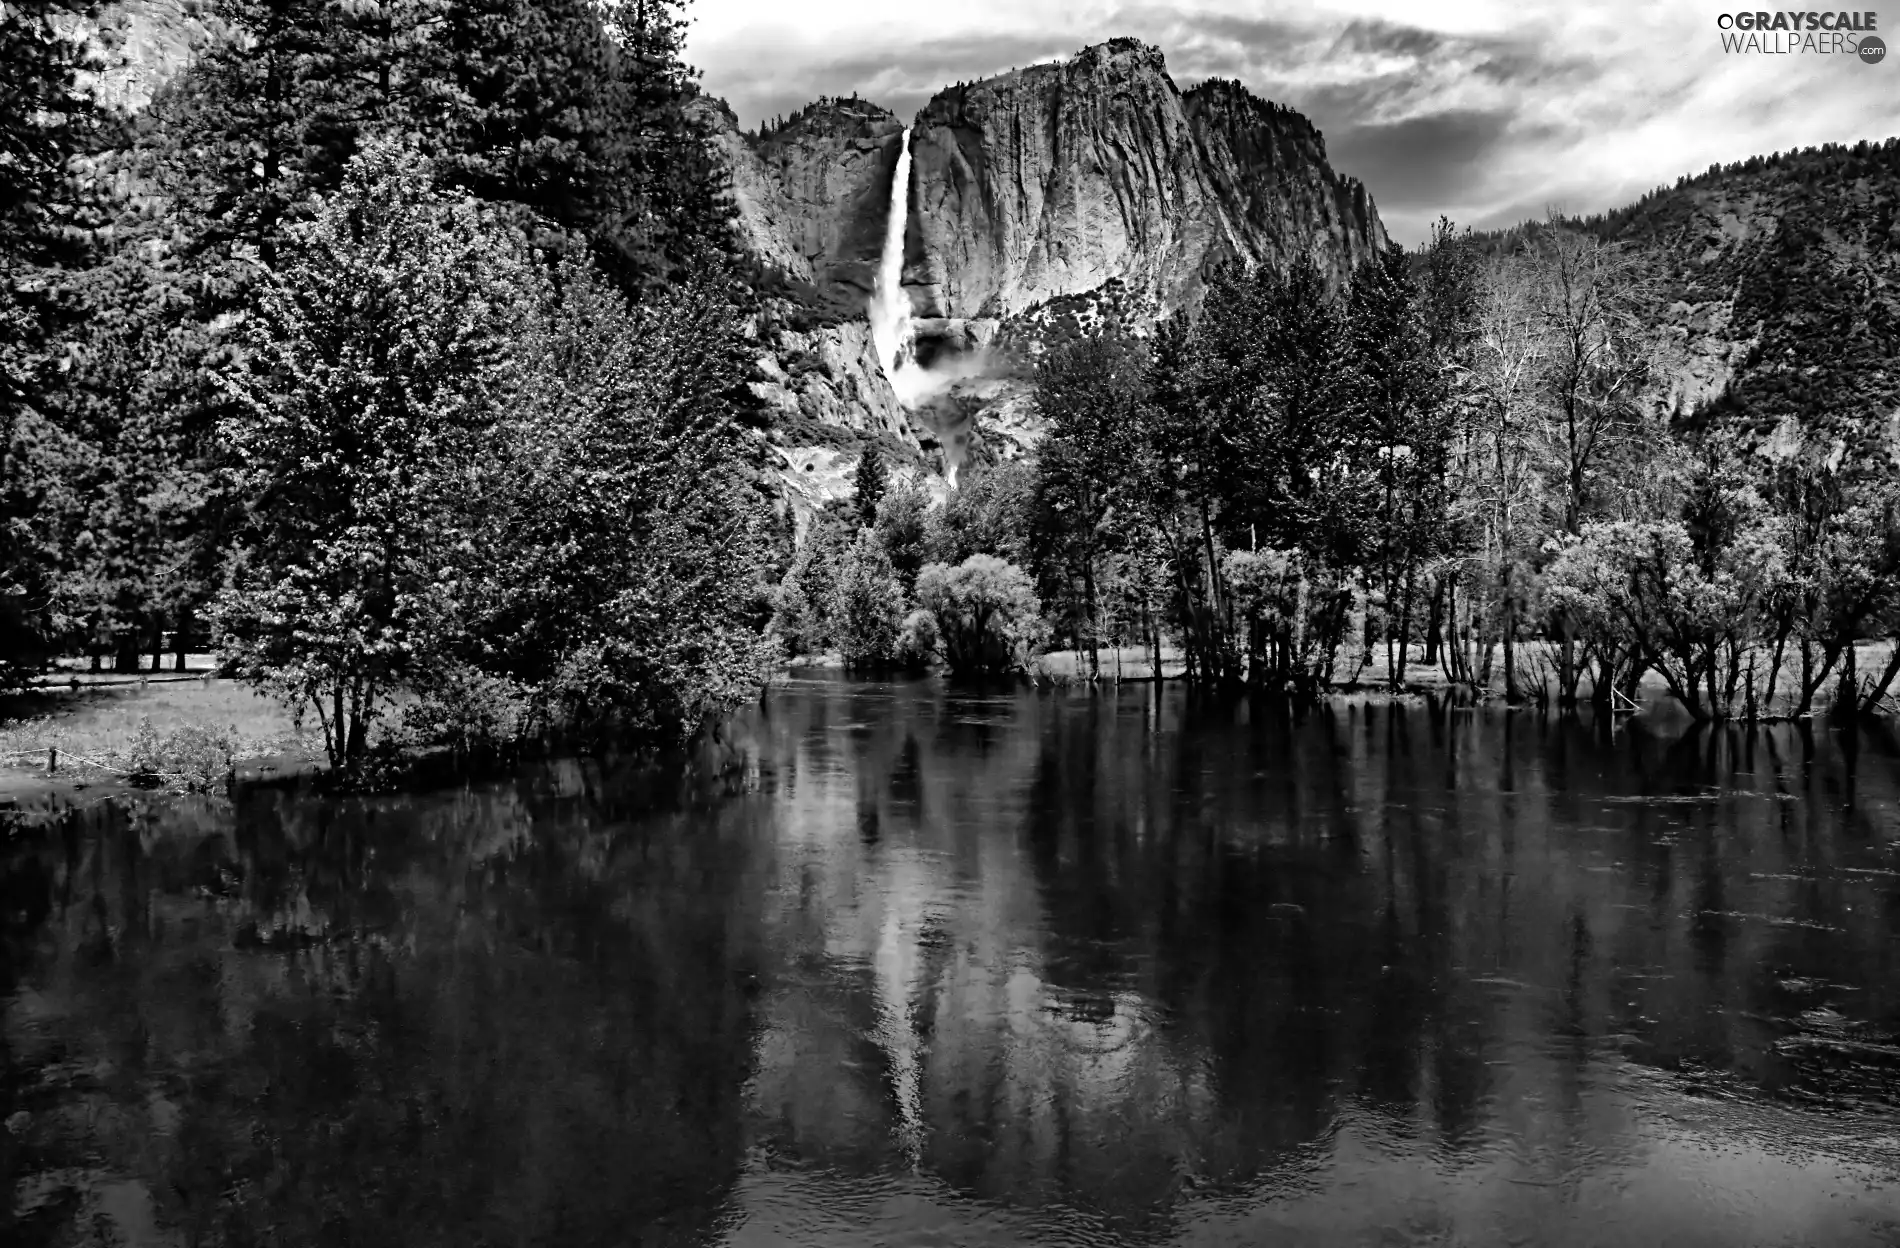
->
[873,883,928,1169]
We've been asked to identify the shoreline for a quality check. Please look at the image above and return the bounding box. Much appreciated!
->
[8,644,1893,805]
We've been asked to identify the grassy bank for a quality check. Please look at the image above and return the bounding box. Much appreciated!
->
[1,663,321,795]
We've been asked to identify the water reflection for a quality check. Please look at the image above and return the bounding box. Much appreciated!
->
[4,677,1900,1247]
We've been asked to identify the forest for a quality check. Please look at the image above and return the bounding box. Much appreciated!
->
[5,1,1898,788]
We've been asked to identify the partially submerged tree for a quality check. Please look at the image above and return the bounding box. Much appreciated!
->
[913,555,1046,677]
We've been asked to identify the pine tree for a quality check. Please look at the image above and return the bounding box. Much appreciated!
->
[853,443,886,527]
[1,0,102,682]
[429,0,737,292]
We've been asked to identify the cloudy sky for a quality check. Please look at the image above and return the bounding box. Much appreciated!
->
[682,0,1897,244]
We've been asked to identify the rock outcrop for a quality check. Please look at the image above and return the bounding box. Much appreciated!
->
[693,96,907,316]
[64,0,202,112]
[748,319,912,443]
[902,39,1387,321]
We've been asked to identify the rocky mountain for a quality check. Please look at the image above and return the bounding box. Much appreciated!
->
[694,95,907,320]
[1560,139,1899,451]
[904,40,1385,322]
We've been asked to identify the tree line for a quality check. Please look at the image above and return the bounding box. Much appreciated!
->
[1018,218,1900,721]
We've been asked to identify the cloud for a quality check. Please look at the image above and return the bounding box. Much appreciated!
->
[700,30,1086,131]
[684,0,1900,245]
[1323,108,1524,208]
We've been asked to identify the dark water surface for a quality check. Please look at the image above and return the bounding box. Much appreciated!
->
[6,676,1900,1247]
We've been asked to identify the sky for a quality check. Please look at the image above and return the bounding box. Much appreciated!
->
[681,0,1898,245]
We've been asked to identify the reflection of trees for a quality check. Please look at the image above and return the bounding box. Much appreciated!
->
[743,680,1900,1237]
[5,686,1899,1245]
[0,765,770,1247]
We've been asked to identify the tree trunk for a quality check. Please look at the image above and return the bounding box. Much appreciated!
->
[1083,558,1100,681]
[332,684,347,770]
[1502,593,1519,704]
[1797,639,1840,717]
[1558,620,1578,709]
[1858,640,1900,717]
[1833,638,1859,718]
[1762,626,1789,718]
[114,622,142,674]
[1395,563,1417,687]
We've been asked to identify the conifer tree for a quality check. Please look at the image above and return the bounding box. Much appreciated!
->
[1,0,102,682]
[853,444,886,527]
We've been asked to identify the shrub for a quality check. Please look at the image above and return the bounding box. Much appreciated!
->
[894,608,939,670]
[913,555,1048,677]
[128,719,242,792]
[394,664,535,759]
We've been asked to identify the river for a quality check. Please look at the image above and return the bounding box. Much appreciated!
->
[4,674,1900,1246]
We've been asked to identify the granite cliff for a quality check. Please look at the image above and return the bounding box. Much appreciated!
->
[903,39,1386,322]
[692,95,908,319]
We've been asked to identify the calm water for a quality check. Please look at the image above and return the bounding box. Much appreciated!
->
[5,676,1900,1247]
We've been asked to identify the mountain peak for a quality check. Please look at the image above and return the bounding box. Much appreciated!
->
[907,39,1383,319]
[754,95,899,145]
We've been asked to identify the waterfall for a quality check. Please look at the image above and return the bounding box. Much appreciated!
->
[869,129,923,404]
[868,127,972,486]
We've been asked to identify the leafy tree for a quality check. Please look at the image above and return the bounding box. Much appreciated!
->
[893,607,938,671]
[1346,239,1451,688]
[1544,512,1784,722]
[925,461,1034,569]
[913,555,1047,677]
[466,258,774,743]
[1031,329,1145,677]
[1454,250,1546,698]
[873,476,930,591]
[214,140,540,771]
[770,501,855,655]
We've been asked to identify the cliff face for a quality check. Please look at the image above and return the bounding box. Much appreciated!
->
[65,0,201,112]
[903,39,1387,321]
[692,96,927,496]
[694,96,906,315]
